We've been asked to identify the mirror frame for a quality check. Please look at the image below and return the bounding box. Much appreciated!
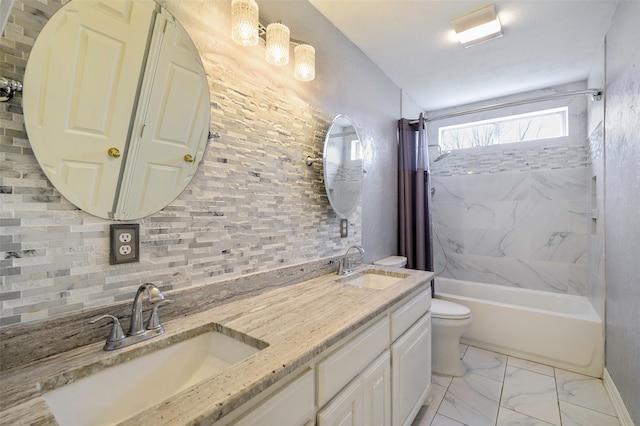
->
[322,114,364,218]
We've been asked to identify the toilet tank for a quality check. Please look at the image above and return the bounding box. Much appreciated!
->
[373,256,407,268]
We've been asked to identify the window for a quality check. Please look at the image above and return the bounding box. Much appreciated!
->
[350,139,362,161]
[438,107,568,151]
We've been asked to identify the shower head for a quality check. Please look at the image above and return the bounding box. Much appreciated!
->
[433,151,451,163]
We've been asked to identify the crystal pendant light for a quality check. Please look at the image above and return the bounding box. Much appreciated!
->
[265,23,290,66]
[231,0,259,46]
[294,44,315,82]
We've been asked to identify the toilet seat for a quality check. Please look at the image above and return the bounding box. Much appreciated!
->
[431,299,471,320]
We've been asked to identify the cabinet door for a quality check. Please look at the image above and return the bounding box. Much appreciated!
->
[317,379,363,426]
[391,314,431,426]
[362,350,391,426]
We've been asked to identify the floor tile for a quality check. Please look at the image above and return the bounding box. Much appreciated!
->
[555,368,616,416]
[431,413,467,426]
[411,408,431,426]
[433,373,453,388]
[459,344,469,359]
[462,346,507,382]
[437,372,502,426]
[507,357,554,377]
[419,383,448,425]
[497,407,556,425]
[559,401,621,426]
[501,366,560,425]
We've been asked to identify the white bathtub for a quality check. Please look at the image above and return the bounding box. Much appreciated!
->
[436,277,604,378]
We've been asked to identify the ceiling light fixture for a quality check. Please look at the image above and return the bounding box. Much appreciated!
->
[265,23,290,66]
[451,4,502,48]
[231,0,259,46]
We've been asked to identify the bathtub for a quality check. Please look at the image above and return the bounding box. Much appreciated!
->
[436,277,604,378]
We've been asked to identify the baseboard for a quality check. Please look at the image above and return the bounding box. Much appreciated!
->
[603,368,634,426]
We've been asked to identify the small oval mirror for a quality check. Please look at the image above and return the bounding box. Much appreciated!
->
[323,115,363,218]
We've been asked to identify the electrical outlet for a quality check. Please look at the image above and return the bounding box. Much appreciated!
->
[110,224,139,265]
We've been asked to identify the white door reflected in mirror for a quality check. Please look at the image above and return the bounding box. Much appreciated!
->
[23,0,210,220]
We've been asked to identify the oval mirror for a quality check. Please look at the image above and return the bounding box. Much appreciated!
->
[23,0,210,220]
[323,115,364,218]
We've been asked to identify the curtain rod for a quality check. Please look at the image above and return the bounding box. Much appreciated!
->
[409,88,602,124]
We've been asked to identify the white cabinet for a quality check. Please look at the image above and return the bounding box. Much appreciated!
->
[226,286,431,426]
[317,379,364,426]
[317,317,390,407]
[362,350,391,426]
[391,314,432,426]
[318,350,392,426]
[232,369,315,426]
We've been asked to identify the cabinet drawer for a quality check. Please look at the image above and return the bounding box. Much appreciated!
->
[317,316,390,407]
[391,289,430,342]
[233,369,314,426]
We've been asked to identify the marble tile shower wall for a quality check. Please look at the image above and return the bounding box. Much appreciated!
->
[587,123,605,318]
[431,142,590,295]
[0,1,361,326]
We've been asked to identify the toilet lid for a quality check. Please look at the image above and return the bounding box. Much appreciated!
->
[431,299,471,319]
[373,256,407,267]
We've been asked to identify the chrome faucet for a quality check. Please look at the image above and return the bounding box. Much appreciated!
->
[338,245,365,275]
[90,283,170,351]
[129,283,165,336]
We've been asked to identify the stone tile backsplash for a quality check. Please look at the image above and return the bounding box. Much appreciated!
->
[1,1,366,326]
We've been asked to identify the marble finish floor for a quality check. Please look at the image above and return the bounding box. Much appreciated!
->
[412,345,620,426]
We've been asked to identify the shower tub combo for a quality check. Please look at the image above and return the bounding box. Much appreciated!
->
[435,277,603,378]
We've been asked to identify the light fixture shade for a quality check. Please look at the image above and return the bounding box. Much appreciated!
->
[266,23,290,66]
[294,44,315,82]
[451,4,502,48]
[231,0,259,46]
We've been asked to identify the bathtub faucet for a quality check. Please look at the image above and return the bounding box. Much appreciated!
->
[338,245,365,275]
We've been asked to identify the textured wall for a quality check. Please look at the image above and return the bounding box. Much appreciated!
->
[603,1,640,422]
[0,0,401,326]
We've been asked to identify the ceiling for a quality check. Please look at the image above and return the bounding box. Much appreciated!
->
[308,1,619,112]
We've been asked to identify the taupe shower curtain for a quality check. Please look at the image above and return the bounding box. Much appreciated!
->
[398,114,434,283]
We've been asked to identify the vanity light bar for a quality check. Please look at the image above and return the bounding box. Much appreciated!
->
[231,2,316,82]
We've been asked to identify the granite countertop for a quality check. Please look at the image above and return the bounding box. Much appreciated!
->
[0,265,433,425]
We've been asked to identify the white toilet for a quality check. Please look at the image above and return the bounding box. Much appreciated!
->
[373,256,472,377]
[430,298,472,376]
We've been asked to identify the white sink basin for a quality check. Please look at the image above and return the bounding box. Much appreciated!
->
[43,328,265,426]
[342,271,408,290]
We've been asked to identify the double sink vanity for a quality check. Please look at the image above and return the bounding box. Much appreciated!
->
[0,264,433,426]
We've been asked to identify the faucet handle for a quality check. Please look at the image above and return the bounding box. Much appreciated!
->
[89,314,126,347]
[147,299,173,331]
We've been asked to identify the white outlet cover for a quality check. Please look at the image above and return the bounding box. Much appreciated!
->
[119,245,132,255]
[119,232,132,243]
